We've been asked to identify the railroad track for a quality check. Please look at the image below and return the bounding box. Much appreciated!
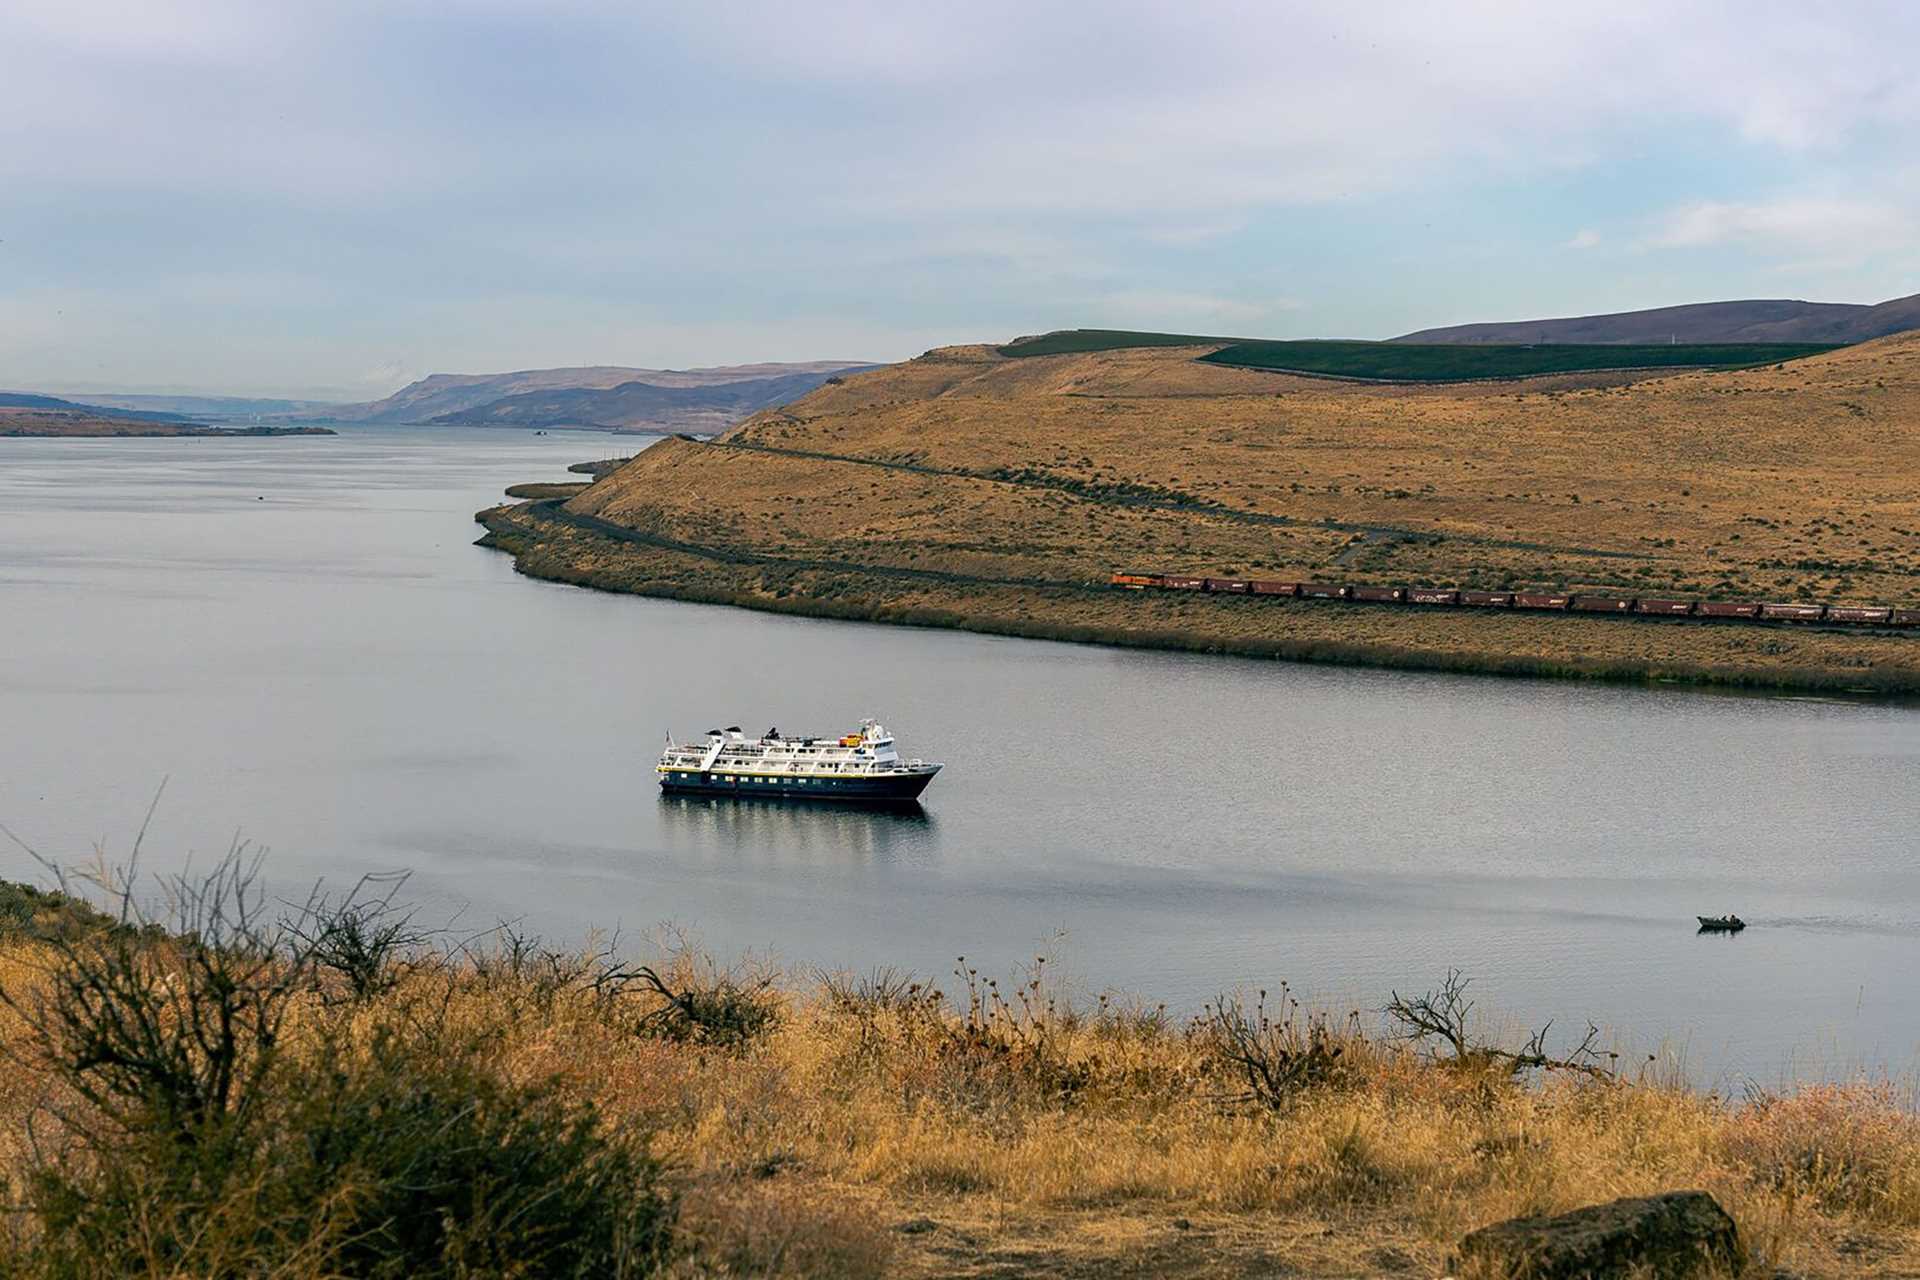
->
[497,501,1913,640]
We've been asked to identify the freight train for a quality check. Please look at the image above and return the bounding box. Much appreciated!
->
[1107,572,1920,628]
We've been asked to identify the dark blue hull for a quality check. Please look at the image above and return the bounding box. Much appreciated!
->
[658,767,938,802]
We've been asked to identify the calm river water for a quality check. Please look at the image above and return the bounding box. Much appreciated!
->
[3,426,1917,1084]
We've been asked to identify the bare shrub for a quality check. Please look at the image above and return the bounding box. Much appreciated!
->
[1193,983,1353,1108]
[942,955,1092,1101]
[3,848,312,1156]
[0,854,675,1277]
[287,870,427,1004]
[816,966,943,1067]
[1385,968,1614,1082]
[462,922,649,1019]
[636,955,782,1049]
[817,965,922,1015]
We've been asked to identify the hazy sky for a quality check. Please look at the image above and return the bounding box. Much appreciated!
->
[4,1,1917,399]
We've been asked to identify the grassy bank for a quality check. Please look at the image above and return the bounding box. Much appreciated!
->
[2,868,1917,1278]
[476,503,1920,696]
[503,480,592,499]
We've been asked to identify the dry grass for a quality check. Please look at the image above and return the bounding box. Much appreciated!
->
[472,332,1920,692]
[6,919,1919,1278]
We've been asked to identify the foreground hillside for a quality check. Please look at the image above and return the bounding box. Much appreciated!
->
[3,874,1917,1277]
[479,332,1920,692]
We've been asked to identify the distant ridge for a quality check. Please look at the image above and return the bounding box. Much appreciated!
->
[1395,291,1920,345]
[431,368,879,431]
[60,393,344,420]
[338,361,880,426]
[0,391,197,424]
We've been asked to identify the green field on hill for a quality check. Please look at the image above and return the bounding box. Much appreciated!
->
[1200,339,1839,381]
[1000,329,1840,380]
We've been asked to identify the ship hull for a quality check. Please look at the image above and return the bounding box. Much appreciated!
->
[658,767,939,802]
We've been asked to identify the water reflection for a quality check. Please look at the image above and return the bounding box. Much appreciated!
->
[654,794,937,867]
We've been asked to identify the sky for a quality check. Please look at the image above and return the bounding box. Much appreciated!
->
[3,1,1918,400]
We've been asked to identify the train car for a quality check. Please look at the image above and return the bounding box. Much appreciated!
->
[1407,588,1459,606]
[1459,590,1513,607]
[1759,602,1826,622]
[1826,605,1893,624]
[1299,583,1351,600]
[1350,585,1405,603]
[1891,609,1920,627]
[1696,600,1762,619]
[1570,595,1636,613]
[1161,575,1206,591]
[1249,580,1300,597]
[1634,598,1696,616]
[1204,578,1251,594]
[1513,592,1571,610]
[1109,571,1161,590]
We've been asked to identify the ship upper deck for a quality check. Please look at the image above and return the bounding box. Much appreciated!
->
[659,720,934,777]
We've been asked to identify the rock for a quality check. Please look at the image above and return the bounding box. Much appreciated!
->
[895,1217,938,1235]
[1455,1190,1744,1279]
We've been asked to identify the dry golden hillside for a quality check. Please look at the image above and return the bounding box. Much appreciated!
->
[5,879,1919,1278]
[478,333,1920,691]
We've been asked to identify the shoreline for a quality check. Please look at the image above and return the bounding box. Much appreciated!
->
[475,500,1920,698]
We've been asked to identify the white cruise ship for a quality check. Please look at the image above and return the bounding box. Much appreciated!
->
[657,720,941,802]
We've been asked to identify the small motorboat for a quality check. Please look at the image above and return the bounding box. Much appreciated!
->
[1697,915,1746,933]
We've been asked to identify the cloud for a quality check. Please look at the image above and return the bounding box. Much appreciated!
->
[9,2,1920,214]
[4,1,1920,392]
[1140,222,1247,248]
[1647,196,1917,256]
[1090,291,1300,328]
[1566,230,1602,250]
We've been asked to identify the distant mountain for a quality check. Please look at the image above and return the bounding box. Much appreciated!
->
[0,392,333,436]
[1394,292,1920,345]
[61,393,344,420]
[0,409,333,437]
[431,368,878,432]
[0,391,197,424]
[338,361,879,425]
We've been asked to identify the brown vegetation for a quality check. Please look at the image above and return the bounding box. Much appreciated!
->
[3,870,1917,1278]
[476,331,1920,692]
